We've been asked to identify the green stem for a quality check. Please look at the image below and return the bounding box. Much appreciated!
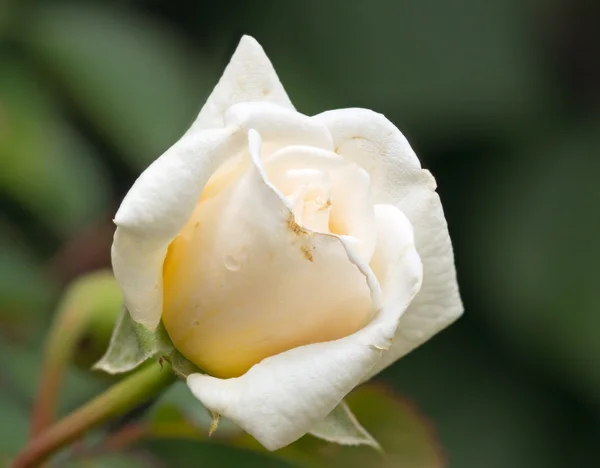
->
[30,305,88,438]
[12,360,175,468]
[30,271,122,438]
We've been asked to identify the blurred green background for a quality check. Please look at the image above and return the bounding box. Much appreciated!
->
[1,0,599,466]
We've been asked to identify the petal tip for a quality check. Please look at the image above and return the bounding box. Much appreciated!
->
[238,34,260,48]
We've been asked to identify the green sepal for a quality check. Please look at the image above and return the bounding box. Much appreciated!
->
[166,349,203,379]
[93,305,173,374]
[309,401,381,450]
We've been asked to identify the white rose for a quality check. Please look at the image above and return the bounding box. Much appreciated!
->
[112,36,462,450]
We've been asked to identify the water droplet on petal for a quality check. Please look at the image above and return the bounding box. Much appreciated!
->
[224,254,241,271]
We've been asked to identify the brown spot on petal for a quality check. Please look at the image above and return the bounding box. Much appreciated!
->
[301,244,314,262]
[318,198,332,210]
[286,215,306,235]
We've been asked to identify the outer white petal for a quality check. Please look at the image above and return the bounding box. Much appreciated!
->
[313,108,463,379]
[190,36,294,131]
[313,108,422,200]
[367,183,463,377]
[112,127,245,329]
[186,131,422,451]
[226,102,333,151]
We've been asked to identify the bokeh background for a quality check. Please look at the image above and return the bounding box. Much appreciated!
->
[1,0,600,466]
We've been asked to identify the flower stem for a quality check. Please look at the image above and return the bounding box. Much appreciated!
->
[12,360,175,468]
[30,305,88,438]
[30,271,122,437]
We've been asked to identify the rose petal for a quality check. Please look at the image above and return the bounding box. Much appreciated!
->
[112,127,244,329]
[184,131,422,450]
[199,103,335,204]
[190,35,294,131]
[114,103,335,331]
[265,145,376,261]
[226,101,334,152]
[163,131,376,378]
[313,108,422,202]
[328,164,376,262]
[313,108,463,378]
[370,203,423,329]
[367,188,463,378]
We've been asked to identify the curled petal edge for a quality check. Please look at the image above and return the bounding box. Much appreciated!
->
[112,127,245,329]
[313,108,463,379]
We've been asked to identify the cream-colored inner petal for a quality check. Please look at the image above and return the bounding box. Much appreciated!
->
[278,168,332,232]
[265,145,377,263]
[162,134,379,378]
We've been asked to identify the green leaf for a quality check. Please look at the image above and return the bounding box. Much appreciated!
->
[64,454,149,468]
[249,385,443,468]
[94,307,173,375]
[147,439,293,468]
[23,1,214,169]
[148,401,201,440]
[0,388,29,460]
[309,401,380,450]
[345,386,443,467]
